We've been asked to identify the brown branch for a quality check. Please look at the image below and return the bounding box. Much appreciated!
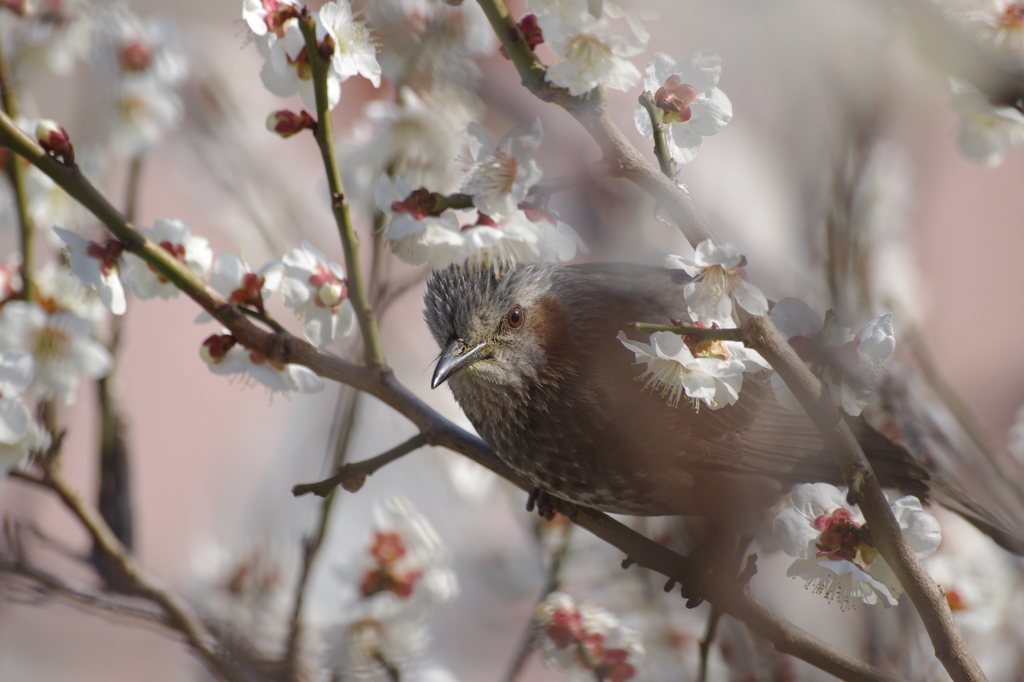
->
[741,316,985,682]
[29,464,265,682]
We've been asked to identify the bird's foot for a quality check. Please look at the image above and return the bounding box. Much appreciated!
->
[525,487,578,521]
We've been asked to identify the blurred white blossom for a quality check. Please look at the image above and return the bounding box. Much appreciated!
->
[0,350,49,477]
[950,79,1024,167]
[92,4,188,154]
[769,298,895,416]
[320,0,381,87]
[773,483,940,609]
[665,240,767,326]
[280,241,356,349]
[324,496,457,681]
[633,50,733,165]
[122,218,213,300]
[460,119,543,222]
[535,591,645,682]
[0,301,111,404]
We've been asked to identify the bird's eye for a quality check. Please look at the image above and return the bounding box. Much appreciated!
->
[506,306,524,329]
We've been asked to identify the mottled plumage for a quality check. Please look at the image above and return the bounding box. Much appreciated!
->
[424,262,1023,551]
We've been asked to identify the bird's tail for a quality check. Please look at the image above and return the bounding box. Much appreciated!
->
[927,475,1024,556]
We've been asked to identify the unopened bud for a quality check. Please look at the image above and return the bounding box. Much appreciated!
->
[201,334,236,364]
[341,473,367,492]
[267,109,316,138]
[36,119,74,163]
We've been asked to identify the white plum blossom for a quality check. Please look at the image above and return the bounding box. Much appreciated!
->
[320,0,381,88]
[665,240,768,326]
[544,15,644,96]
[616,330,768,410]
[324,496,458,680]
[257,17,337,112]
[769,298,895,416]
[0,301,112,404]
[196,254,283,323]
[280,241,356,349]
[379,175,584,268]
[200,333,324,394]
[0,350,49,477]
[460,118,543,222]
[633,51,733,165]
[53,227,127,316]
[122,219,213,300]
[950,79,1024,167]
[534,591,645,682]
[254,1,378,112]
[773,483,941,609]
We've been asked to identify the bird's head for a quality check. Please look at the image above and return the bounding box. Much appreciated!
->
[424,263,561,392]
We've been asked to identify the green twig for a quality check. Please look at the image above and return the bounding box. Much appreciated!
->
[624,322,743,341]
[292,433,427,498]
[238,306,288,334]
[637,92,676,178]
[298,15,385,368]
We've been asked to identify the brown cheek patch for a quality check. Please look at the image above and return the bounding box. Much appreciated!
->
[531,295,577,379]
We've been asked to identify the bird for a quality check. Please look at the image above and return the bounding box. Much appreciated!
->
[423,260,1024,553]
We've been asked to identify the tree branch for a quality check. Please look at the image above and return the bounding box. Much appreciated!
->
[474,0,985,678]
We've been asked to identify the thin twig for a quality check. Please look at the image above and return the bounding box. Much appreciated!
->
[697,606,722,682]
[298,14,385,367]
[624,322,743,340]
[636,93,676,178]
[503,523,573,682]
[0,29,35,302]
[34,464,260,682]
[292,433,428,498]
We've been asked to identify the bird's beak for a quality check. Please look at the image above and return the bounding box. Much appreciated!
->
[431,340,489,389]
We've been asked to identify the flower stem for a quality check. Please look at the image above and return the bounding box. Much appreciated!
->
[637,92,677,178]
[0,31,35,302]
[625,322,743,340]
[298,14,385,368]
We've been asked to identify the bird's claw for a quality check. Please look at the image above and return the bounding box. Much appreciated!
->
[525,487,563,521]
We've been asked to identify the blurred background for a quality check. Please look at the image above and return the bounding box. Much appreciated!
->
[2,0,1024,680]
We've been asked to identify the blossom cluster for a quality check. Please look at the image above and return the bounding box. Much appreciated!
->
[245,0,380,112]
[535,591,645,682]
[323,497,458,680]
[376,119,586,270]
[773,483,941,609]
[769,298,896,417]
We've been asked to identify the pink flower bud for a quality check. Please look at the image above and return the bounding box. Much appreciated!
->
[36,119,74,163]
[266,109,316,138]
[200,334,236,364]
